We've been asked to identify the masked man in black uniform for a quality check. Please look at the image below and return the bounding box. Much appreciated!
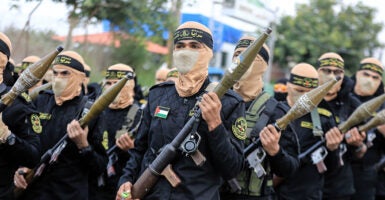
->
[89,63,142,200]
[220,36,300,200]
[317,52,366,200]
[351,57,385,200]
[14,50,107,200]
[0,32,41,200]
[275,63,344,200]
[116,21,245,200]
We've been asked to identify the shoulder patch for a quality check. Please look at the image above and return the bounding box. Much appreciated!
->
[102,131,109,150]
[21,92,31,102]
[232,117,247,140]
[30,114,42,134]
[335,116,340,124]
[300,121,313,129]
[317,108,332,117]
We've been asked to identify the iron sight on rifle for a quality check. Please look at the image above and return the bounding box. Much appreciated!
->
[130,27,272,199]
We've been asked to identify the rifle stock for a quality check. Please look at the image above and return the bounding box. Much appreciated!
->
[14,71,135,198]
[131,28,272,199]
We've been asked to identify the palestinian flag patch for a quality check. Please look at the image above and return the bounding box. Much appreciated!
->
[154,106,170,119]
[232,117,247,140]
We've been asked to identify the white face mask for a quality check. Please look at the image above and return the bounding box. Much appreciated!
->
[52,77,68,97]
[173,49,200,74]
[356,76,378,96]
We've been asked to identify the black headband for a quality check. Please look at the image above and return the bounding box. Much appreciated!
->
[317,58,344,69]
[0,39,10,59]
[359,62,383,76]
[289,73,318,88]
[85,70,90,77]
[174,28,213,49]
[105,70,132,79]
[53,55,84,72]
[235,39,269,63]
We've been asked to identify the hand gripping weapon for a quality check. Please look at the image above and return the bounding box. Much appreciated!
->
[130,28,272,199]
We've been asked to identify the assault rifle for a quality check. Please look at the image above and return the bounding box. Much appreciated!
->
[227,76,340,192]
[14,71,135,198]
[105,108,142,179]
[130,28,272,199]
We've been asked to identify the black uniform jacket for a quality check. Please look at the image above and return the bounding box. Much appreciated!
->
[119,79,245,200]
[277,100,339,200]
[21,90,107,200]
[89,104,142,200]
[221,96,300,199]
[323,76,361,198]
[0,84,40,200]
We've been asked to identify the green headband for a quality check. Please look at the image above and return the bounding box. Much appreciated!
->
[105,70,131,79]
[289,74,318,88]
[318,58,344,69]
[359,63,384,75]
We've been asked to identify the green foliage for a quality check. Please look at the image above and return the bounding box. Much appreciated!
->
[80,0,170,43]
[274,0,384,74]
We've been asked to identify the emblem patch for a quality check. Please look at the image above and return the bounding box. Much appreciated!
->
[31,114,42,134]
[232,117,247,140]
[154,106,170,119]
[301,121,313,129]
[21,92,31,102]
[102,131,109,150]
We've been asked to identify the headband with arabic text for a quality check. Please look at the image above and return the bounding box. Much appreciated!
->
[173,28,213,49]
[317,58,344,69]
[359,62,384,76]
[289,73,318,88]
[234,39,269,63]
[53,55,84,72]
[105,70,134,80]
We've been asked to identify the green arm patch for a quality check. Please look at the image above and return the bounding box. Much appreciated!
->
[300,121,313,129]
[232,117,247,140]
[30,114,42,134]
[21,92,31,102]
[317,108,332,117]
